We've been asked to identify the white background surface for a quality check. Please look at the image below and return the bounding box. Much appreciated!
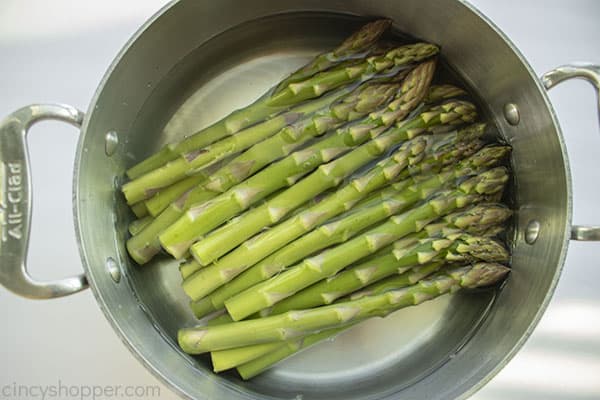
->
[1,1,599,399]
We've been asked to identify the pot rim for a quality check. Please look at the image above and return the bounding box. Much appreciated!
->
[72,1,573,399]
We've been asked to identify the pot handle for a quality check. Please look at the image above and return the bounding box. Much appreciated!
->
[0,104,89,298]
[542,64,600,241]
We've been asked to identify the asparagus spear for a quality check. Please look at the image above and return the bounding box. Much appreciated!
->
[424,84,467,104]
[130,202,149,218]
[180,260,202,281]
[189,142,507,317]
[160,62,447,260]
[175,122,486,285]
[223,167,508,321]
[235,262,509,378]
[122,88,349,204]
[211,258,470,372]
[127,186,286,265]
[236,327,347,379]
[189,97,488,268]
[143,174,208,217]
[184,132,435,312]
[125,42,437,184]
[211,341,285,373]
[142,155,235,217]
[127,82,400,264]
[179,262,510,353]
[128,216,152,236]
[144,73,445,245]
[203,202,508,320]
[186,65,453,266]
[273,19,392,93]
[200,77,406,195]
[188,129,433,273]
[266,206,511,314]
[125,20,394,179]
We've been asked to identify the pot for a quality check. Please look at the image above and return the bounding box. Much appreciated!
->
[1,1,598,399]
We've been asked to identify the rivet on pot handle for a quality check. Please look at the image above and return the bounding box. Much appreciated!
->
[0,104,89,298]
[542,64,600,242]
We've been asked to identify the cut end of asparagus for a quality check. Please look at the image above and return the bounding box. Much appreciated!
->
[178,327,208,355]
[126,237,160,265]
[125,146,176,179]
[190,297,217,319]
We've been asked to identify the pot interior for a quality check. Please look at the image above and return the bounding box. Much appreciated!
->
[76,2,569,399]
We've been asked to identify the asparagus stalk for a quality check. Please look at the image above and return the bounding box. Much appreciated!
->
[211,341,285,373]
[236,326,348,379]
[125,20,395,179]
[135,45,439,205]
[273,19,392,93]
[126,82,400,264]
[188,129,433,271]
[160,62,447,260]
[142,156,235,217]
[214,260,451,372]
[179,262,510,353]
[143,174,208,217]
[176,122,486,285]
[345,262,446,301]
[179,260,202,280]
[130,202,149,218]
[185,132,435,313]
[213,245,494,373]
[424,84,467,104]
[128,216,153,236]
[127,186,286,265]
[125,43,439,192]
[190,141,507,317]
[235,262,509,378]
[266,206,511,314]
[224,167,508,321]
[122,88,349,204]
[201,77,405,195]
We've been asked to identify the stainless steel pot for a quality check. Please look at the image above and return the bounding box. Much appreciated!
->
[1,1,598,399]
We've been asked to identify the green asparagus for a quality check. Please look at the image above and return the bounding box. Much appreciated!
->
[128,216,152,236]
[235,262,509,378]
[188,68,476,266]
[178,262,510,353]
[214,259,454,372]
[273,19,392,93]
[201,78,404,195]
[122,88,349,204]
[161,62,445,260]
[189,141,507,317]
[130,202,148,218]
[179,126,489,287]
[266,209,510,314]
[424,84,467,104]
[125,20,394,179]
[179,260,202,280]
[127,78,404,263]
[224,167,508,321]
